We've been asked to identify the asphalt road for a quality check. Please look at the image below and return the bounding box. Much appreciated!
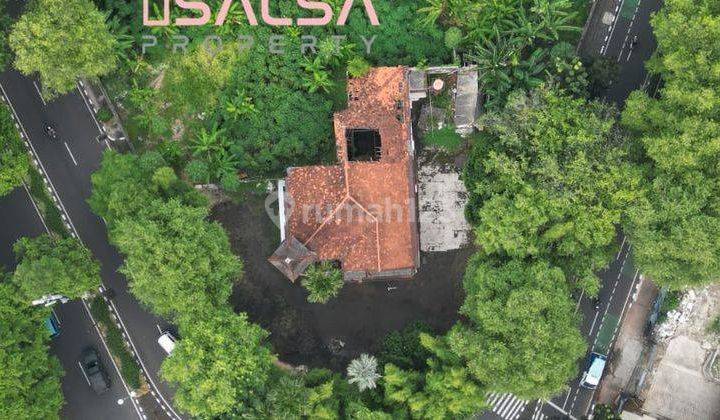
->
[0,69,180,419]
[1,0,181,403]
[484,1,664,419]
[0,188,139,419]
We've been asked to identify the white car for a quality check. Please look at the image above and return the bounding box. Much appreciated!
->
[580,352,607,389]
[157,331,177,355]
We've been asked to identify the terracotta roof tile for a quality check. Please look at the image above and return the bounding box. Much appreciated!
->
[284,67,419,277]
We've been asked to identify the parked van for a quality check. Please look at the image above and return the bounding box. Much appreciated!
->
[44,312,61,338]
[580,352,607,389]
[157,331,177,355]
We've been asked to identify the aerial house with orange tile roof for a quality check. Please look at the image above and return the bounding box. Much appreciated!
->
[269,67,420,282]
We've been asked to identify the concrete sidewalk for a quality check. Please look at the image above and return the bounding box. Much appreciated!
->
[597,277,658,405]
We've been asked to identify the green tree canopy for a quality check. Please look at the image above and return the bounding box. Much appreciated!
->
[447,256,586,399]
[12,235,101,301]
[0,102,29,197]
[0,281,64,419]
[0,0,11,71]
[301,261,344,304]
[89,150,206,224]
[9,0,118,97]
[465,88,642,293]
[621,0,720,289]
[110,198,242,319]
[161,309,274,418]
[384,334,487,419]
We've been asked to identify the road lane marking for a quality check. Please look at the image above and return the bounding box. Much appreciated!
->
[617,235,627,259]
[33,81,46,106]
[546,399,577,420]
[64,141,78,166]
[78,361,92,386]
[588,309,601,337]
[1,80,171,420]
[80,299,144,420]
[106,295,183,420]
[575,290,585,313]
[0,82,81,237]
[603,0,628,56]
[76,84,103,133]
[22,183,50,234]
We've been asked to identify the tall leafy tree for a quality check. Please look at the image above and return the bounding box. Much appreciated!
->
[384,334,487,419]
[0,0,11,71]
[621,0,720,289]
[0,102,29,197]
[9,0,118,97]
[447,256,586,399]
[13,235,101,301]
[0,281,64,419]
[465,88,642,294]
[110,198,242,319]
[161,309,274,418]
[89,150,206,224]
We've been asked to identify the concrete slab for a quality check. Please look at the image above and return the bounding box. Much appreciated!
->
[417,160,471,252]
[644,335,720,420]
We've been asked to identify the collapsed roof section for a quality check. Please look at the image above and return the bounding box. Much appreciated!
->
[271,67,420,282]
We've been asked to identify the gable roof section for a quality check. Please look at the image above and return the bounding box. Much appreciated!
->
[283,67,418,276]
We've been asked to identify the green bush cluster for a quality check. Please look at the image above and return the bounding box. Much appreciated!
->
[27,168,67,237]
[89,296,142,389]
[96,107,113,123]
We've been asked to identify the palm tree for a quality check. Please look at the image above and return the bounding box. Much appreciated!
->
[347,354,381,391]
[301,262,344,304]
[418,0,446,28]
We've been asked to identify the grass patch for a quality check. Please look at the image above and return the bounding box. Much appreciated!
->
[89,296,142,390]
[26,168,68,238]
[424,125,464,153]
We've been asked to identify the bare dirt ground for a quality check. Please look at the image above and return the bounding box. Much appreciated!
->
[643,285,720,420]
[211,195,471,371]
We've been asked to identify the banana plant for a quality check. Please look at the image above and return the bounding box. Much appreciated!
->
[301,57,334,94]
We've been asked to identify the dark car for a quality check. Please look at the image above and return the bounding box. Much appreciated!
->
[79,348,110,395]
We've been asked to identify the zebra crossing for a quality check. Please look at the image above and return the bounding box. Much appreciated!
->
[486,392,528,420]
[530,401,546,420]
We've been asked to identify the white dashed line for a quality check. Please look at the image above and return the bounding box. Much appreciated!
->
[63,141,78,166]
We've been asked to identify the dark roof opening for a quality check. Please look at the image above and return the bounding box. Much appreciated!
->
[346,129,381,162]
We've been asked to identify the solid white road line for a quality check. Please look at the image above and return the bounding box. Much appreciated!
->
[76,84,103,133]
[1,81,168,420]
[546,399,578,420]
[588,309,601,337]
[22,183,49,234]
[0,82,81,237]
[575,290,585,314]
[617,235,627,259]
[64,141,78,166]
[106,296,183,420]
[78,361,92,387]
[603,0,628,56]
[33,81,46,106]
[81,299,144,420]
